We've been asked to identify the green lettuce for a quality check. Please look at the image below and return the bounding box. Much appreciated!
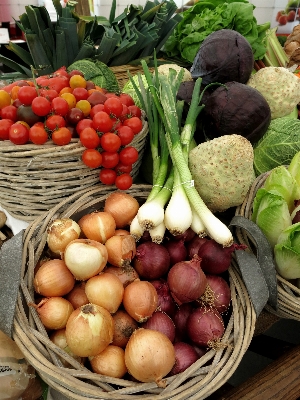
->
[163,0,269,64]
[253,117,300,176]
[274,223,300,279]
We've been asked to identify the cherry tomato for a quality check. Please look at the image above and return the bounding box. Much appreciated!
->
[92,111,114,133]
[52,127,72,146]
[80,127,100,149]
[90,104,105,118]
[104,97,123,118]
[0,105,17,121]
[54,66,70,79]
[115,162,132,174]
[48,76,69,93]
[66,107,84,125]
[123,116,143,134]
[76,118,94,135]
[119,146,138,165]
[68,69,84,78]
[45,114,66,131]
[39,88,59,102]
[82,149,102,168]
[51,97,69,116]
[128,105,142,118]
[101,151,119,169]
[119,104,129,122]
[31,96,52,116]
[100,132,121,153]
[0,119,14,140]
[99,168,117,185]
[119,93,135,107]
[17,86,38,106]
[9,122,29,144]
[72,87,89,101]
[116,125,134,146]
[29,124,48,145]
[115,173,133,190]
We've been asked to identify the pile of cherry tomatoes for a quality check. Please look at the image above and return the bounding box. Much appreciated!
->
[0,66,144,190]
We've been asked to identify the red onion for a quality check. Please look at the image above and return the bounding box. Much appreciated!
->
[164,239,187,266]
[167,256,207,304]
[169,342,199,375]
[197,239,246,275]
[190,343,207,359]
[173,303,194,342]
[141,311,176,343]
[199,275,231,313]
[133,242,170,280]
[187,306,225,347]
[150,279,177,318]
[170,228,196,242]
[186,236,209,259]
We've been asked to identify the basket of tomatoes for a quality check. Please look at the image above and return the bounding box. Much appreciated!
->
[0,67,149,222]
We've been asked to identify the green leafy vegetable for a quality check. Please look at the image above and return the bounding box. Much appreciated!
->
[253,117,300,176]
[274,223,300,279]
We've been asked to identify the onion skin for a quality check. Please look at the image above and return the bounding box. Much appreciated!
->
[104,265,139,287]
[133,242,171,280]
[141,311,176,343]
[33,259,75,297]
[169,342,199,375]
[78,211,116,243]
[124,328,176,387]
[105,234,136,267]
[187,306,225,348]
[34,297,74,330]
[47,218,81,255]
[50,328,84,366]
[65,282,89,309]
[199,274,231,313]
[164,239,187,266]
[187,236,209,259]
[123,280,158,323]
[104,192,139,228]
[150,279,177,318]
[170,227,196,243]
[65,303,114,357]
[89,345,127,378]
[112,309,138,348]
[173,303,194,343]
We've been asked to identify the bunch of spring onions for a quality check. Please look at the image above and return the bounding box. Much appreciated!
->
[129,58,234,248]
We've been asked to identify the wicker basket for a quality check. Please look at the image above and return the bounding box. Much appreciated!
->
[235,172,300,321]
[110,65,155,91]
[12,184,256,400]
[0,115,148,222]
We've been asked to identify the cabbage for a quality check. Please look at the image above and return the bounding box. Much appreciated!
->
[122,75,148,108]
[274,223,300,279]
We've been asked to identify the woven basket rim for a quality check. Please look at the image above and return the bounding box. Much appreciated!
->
[13,184,256,400]
[235,172,300,321]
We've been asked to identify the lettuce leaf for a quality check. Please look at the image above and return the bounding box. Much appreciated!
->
[253,117,300,176]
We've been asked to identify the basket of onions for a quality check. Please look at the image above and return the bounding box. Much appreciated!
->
[11,183,256,400]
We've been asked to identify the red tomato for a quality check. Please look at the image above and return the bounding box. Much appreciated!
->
[128,105,142,118]
[100,132,121,153]
[31,96,52,116]
[52,127,72,146]
[115,162,132,174]
[80,127,100,149]
[29,124,48,145]
[119,104,129,122]
[123,116,143,134]
[104,97,123,118]
[92,111,114,133]
[39,88,59,102]
[82,149,102,168]
[54,66,70,79]
[51,97,69,116]
[119,93,135,107]
[48,76,69,93]
[17,86,38,106]
[119,146,138,165]
[76,118,94,135]
[9,122,29,144]
[116,125,134,146]
[101,151,119,169]
[90,104,105,118]
[0,105,17,121]
[69,69,84,78]
[0,119,14,140]
[45,114,66,131]
[72,87,89,101]
[99,168,117,185]
[115,173,133,190]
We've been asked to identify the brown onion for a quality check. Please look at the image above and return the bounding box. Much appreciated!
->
[133,242,170,280]
[104,265,139,287]
[33,297,74,330]
[64,239,108,280]
[85,272,124,313]
[115,229,131,236]
[65,282,89,309]
[112,309,138,348]
[123,280,158,323]
[141,311,176,343]
[125,328,175,387]
[47,218,81,255]
[33,259,75,297]
[50,328,84,366]
[78,211,116,243]
[89,345,127,378]
[105,234,136,267]
[65,303,114,357]
[169,342,199,375]
[104,191,139,228]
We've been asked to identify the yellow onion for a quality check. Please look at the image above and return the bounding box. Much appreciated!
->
[33,259,75,297]
[104,192,139,228]
[78,211,116,243]
[47,218,81,255]
[123,280,158,323]
[65,282,89,309]
[125,328,175,387]
[85,272,124,313]
[104,265,139,287]
[32,297,74,330]
[112,309,138,348]
[65,303,114,357]
[105,234,136,267]
[63,239,108,280]
[50,328,84,367]
[89,345,127,378]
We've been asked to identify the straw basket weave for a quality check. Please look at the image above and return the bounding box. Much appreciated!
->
[110,65,155,90]
[12,184,256,400]
[235,171,300,321]
[0,115,148,222]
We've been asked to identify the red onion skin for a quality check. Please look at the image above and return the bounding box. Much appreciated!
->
[170,228,196,243]
[200,275,231,313]
[164,239,187,266]
[169,342,199,375]
[190,343,207,359]
[167,256,207,304]
[150,279,177,318]
[187,306,225,347]
[133,242,171,280]
[187,236,209,259]
[141,311,176,343]
[173,303,194,343]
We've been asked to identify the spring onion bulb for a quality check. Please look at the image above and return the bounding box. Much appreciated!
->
[137,199,165,230]
[149,221,166,244]
[130,215,145,241]
[191,205,207,237]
